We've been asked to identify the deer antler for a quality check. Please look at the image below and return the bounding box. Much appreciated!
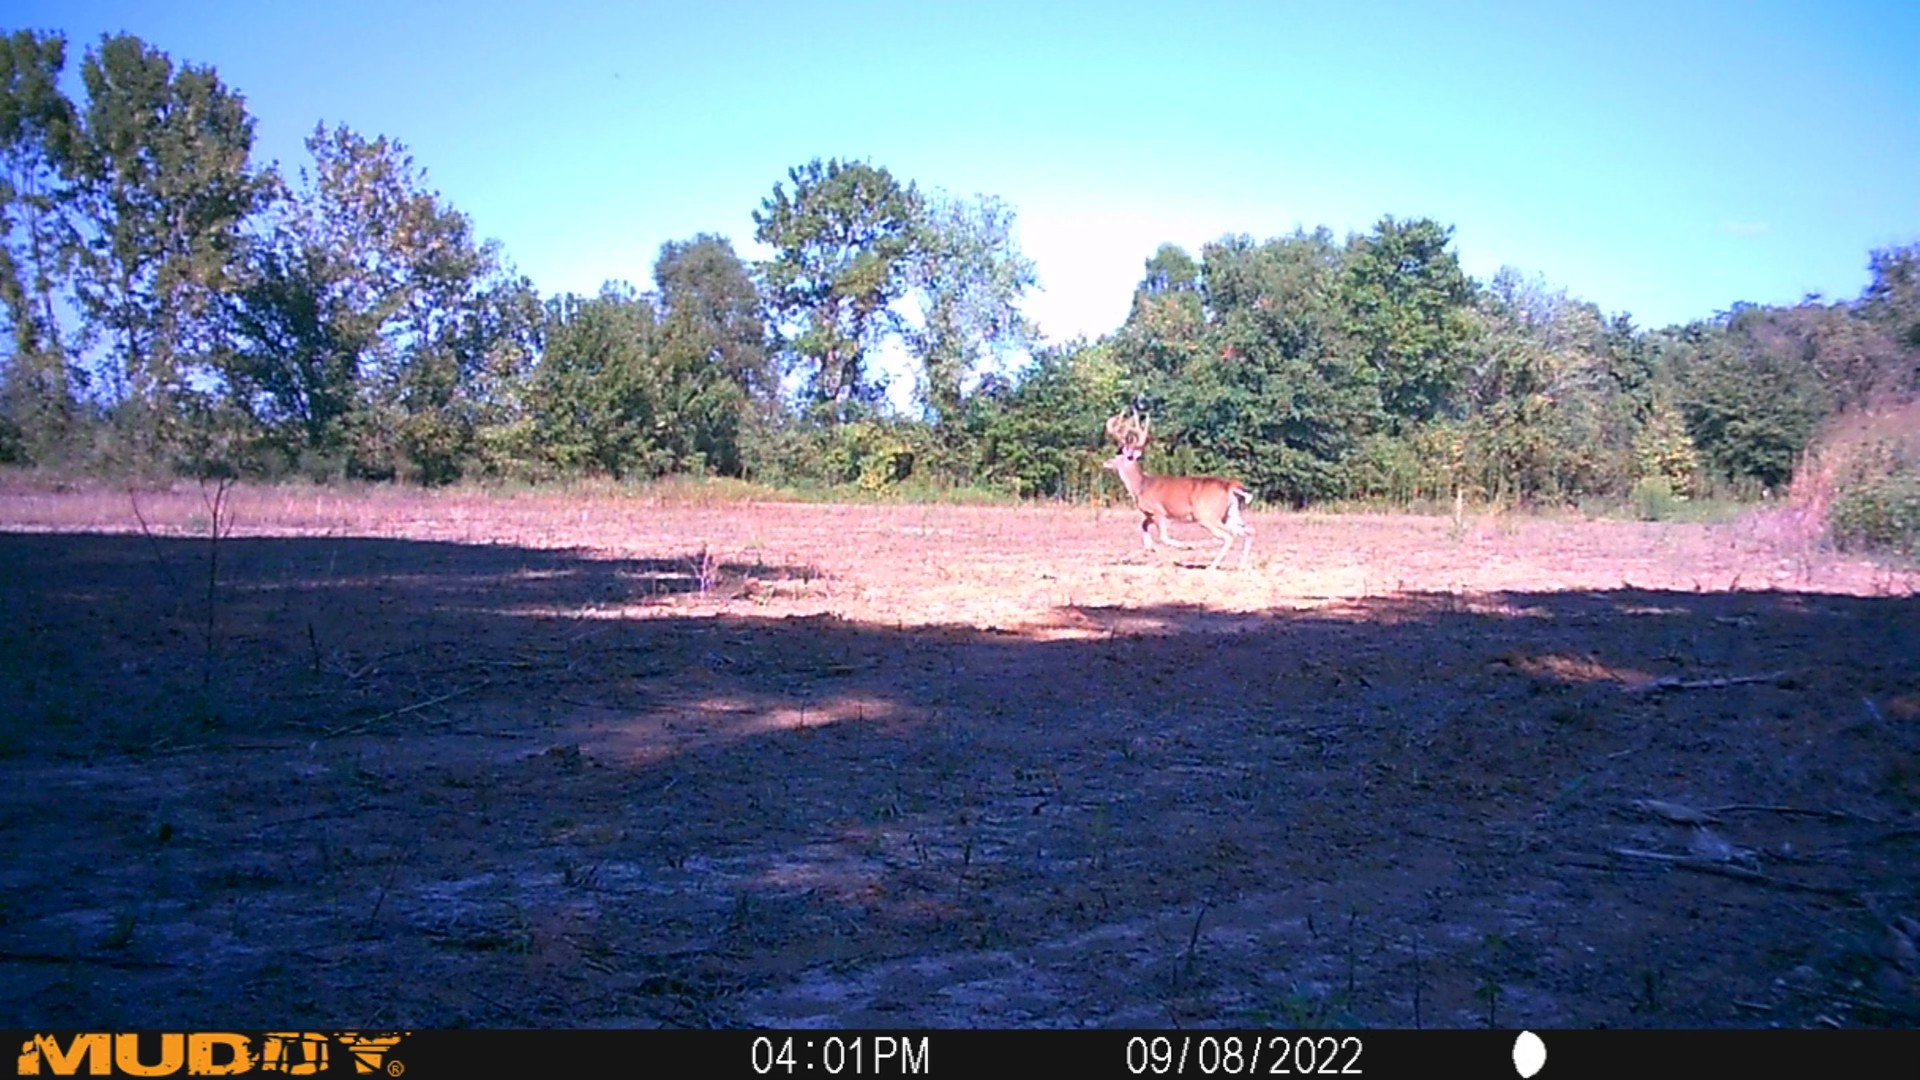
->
[1105,410,1150,449]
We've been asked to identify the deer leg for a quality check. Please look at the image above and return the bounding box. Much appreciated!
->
[1199,515,1254,571]
[1226,503,1254,569]
[1206,528,1237,570]
[1156,520,1192,548]
[1140,515,1156,550]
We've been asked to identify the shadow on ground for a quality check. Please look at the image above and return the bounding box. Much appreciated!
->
[0,532,1916,1029]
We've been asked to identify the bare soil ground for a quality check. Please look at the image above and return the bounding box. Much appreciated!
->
[2,482,1917,1030]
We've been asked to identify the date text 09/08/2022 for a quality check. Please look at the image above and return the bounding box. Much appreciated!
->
[742,1033,1366,1076]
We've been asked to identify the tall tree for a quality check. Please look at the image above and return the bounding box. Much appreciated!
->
[652,234,770,475]
[528,284,663,477]
[1677,305,1831,491]
[1340,216,1478,428]
[68,33,270,454]
[1188,229,1373,502]
[223,123,495,479]
[0,29,81,462]
[1864,242,1920,350]
[902,192,1037,428]
[1115,242,1207,381]
[0,29,77,361]
[753,158,920,413]
[653,234,771,404]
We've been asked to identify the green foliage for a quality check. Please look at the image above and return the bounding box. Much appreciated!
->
[1459,268,1638,503]
[222,123,501,482]
[1340,216,1478,428]
[1677,306,1832,491]
[1350,423,1460,505]
[0,30,79,367]
[519,266,765,484]
[651,234,768,476]
[1631,398,1700,495]
[1865,243,1920,352]
[1821,415,1920,558]
[654,234,771,410]
[902,192,1038,427]
[1831,470,1920,557]
[753,158,921,411]
[1111,229,1385,505]
[69,34,272,464]
[822,419,918,492]
[963,340,1126,499]
[527,285,671,478]
[1630,475,1679,521]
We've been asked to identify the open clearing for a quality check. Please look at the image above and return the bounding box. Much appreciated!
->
[2,484,1917,1029]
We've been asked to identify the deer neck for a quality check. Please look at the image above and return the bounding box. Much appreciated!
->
[1114,457,1152,500]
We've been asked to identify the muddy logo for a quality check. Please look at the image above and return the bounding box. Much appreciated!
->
[16,1033,409,1077]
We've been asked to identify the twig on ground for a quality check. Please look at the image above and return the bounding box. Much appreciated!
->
[1176,901,1210,990]
[1608,848,1858,898]
[1706,804,1885,826]
[332,641,440,681]
[0,950,177,970]
[323,680,489,738]
[1630,798,1720,825]
[1625,671,1787,695]
[359,839,422,939]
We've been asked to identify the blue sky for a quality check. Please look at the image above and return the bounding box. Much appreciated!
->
[13,1,1920,355]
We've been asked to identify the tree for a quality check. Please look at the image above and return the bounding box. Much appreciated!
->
[654,234,771,402]
[528,284,663,478]
[459,271,546,478]
[1141,243,1201,299]
[1864,243,1920,350]
[1677,306,1831,491]
[1188,229,1374,503]
[1464,268,1635,501]
[902,192,1038,428]
[753,158,920,413]
[966,339,1126,498]
[652,234,770,475]
[222,123,496,480]
[1340,216,1478,428]
[68,33,270,458]
[1115,243,1207,382]
[0,29,82,463]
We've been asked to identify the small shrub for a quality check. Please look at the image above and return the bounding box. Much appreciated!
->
[1831,468,1920,556]
[1632,400,1701,496]
[1630,475,1679,521]
[1793,402,1920,558]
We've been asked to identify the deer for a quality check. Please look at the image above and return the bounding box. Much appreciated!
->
[1101,411,1254,570]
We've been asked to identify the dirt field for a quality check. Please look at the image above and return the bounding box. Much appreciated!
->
[2,482,1917,1030]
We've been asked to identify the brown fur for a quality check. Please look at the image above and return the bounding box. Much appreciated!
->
[1102,432,1254,570]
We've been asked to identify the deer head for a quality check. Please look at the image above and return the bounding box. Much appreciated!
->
[1104,410,1151,468]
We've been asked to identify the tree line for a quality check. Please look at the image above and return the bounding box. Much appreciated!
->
[3,29,1917,540]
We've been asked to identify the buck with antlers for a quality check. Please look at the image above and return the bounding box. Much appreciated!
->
[1102,411,1254,570]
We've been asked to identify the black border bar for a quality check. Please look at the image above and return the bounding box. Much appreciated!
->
[10,1029,1919,1079]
